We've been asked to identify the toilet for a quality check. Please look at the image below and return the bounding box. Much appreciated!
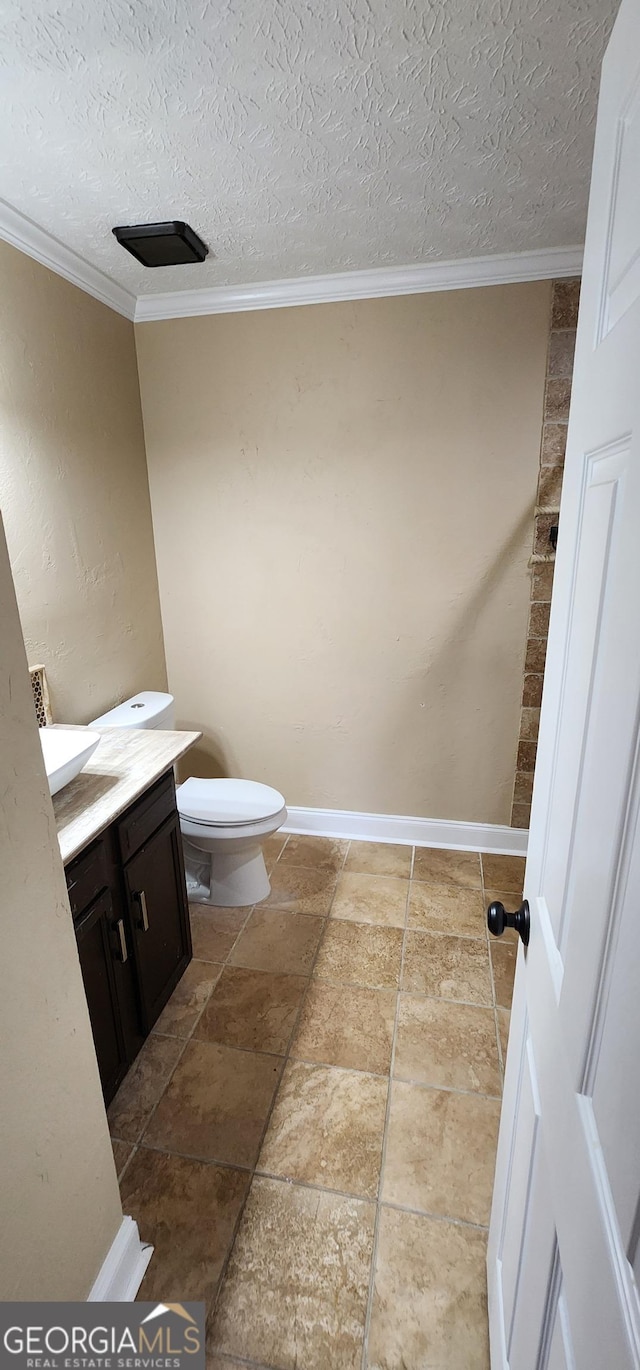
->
[90,691,287,906]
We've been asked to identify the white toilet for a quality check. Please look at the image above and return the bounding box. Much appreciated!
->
[90,691,287,907]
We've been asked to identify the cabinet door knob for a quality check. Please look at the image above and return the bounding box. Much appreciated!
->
[114,918,128,963]
[135,889,149,932]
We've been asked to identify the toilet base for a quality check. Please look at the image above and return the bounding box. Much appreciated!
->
[183,836,271,907]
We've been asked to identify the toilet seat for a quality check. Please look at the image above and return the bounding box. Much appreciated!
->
[177,777,286,828]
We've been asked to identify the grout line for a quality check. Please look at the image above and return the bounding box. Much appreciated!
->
[204,1354,279,1370]
[248,1167,492,1233]
[480,853,516,1080]
[380,1198,490,1232]
[396,987,495,1011]
[279,1052,501,1100]
[252,1169,378,1206]
[114,1142,138,1185]
[285,1055,390,1081]
[360,849,413,1369]
[207,840,350,1336]
[390,1077,502,1101]
[134,1138,255,1176]
[481,855,504,1084]
[403,920,486,939]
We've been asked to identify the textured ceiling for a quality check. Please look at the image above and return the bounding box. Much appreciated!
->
[0,0,618,296]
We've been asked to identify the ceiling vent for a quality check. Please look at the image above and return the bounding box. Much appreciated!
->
[112,220,208,267]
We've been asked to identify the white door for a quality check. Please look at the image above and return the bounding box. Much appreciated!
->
[488,2,640,1365]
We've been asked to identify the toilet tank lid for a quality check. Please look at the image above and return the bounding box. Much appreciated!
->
[90,691,175,729]
[177,777,286,826]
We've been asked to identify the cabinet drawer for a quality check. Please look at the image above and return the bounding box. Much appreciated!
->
[117,770,176,864]
[66,839,109,920]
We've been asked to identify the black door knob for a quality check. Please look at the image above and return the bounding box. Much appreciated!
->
[487,898,530,947]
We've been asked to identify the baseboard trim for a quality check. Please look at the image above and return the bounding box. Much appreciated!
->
[88,1216,153,1302]
[282,806,528,856]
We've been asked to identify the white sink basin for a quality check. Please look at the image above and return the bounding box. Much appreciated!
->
[39,727,101,796]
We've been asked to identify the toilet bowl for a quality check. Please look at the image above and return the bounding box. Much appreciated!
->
[89,692,287,907]
[178,777,287,906]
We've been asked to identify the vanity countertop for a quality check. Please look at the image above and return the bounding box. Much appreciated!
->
[52,726,201,865]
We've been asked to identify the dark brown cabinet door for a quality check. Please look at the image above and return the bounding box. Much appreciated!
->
[123,811,192,1032]
[75,889,128,1104]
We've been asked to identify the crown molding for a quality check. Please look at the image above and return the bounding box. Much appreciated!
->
[0,198,136,320]
[0,198,582,324]
[133,245,583,322]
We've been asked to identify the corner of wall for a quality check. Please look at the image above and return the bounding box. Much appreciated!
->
[510,277,581,827]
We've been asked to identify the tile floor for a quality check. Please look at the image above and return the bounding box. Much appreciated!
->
[109,835,523,1369]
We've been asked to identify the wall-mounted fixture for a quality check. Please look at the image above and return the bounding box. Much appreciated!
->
[112,221,208,267]
[549,522,559,551]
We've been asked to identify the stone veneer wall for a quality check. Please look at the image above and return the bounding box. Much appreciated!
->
[511,278,581,829]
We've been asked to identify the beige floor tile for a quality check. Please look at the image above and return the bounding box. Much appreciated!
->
[189,904,250,936]
[143,1040,282,1166]
[413,847,482,889]
[209,1175,375,1369]
[491,940,518,1009]
[228,908,324,975]
[368,1205,489,1370]
[402,930,492,1005]
[292,981,396,1074]
[205,1358,248,1369]
[263,863,337,915]
[481,853,526,893]
[278,834,348,872]
[189,906,248,963]
[408,882,486,937]
[331,872,408,928]
[497,1008,511,1064]
[344,841,412,878]
[120,1147,249,1307]
[111,1138,134,1179]
[394,996,501,1095]
[153,960,222,1038]
[258,1060,388,1198]
[205,1358,247,1369]
[262,832,288,870]
[107,1035,184,1143]
[314,920,403,989]
[383,1082,500,1224]
[195,966,307,1054]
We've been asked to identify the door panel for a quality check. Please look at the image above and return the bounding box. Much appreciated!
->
[488,6,640,1363]
[544,1284,575,1370]
[597,72,640,341]
[537,444,629,948]
[590,797,640,1253]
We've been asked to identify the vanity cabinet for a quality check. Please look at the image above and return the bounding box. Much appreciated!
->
[66,770,192,1104]
[123,813,190,1032]
[74,887,128,1102]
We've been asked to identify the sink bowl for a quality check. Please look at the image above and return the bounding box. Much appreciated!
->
[39,727,101,796]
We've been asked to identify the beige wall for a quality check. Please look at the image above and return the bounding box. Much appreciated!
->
[0,240,167,724]
[137,284,550,824]
[0,514,123,1299]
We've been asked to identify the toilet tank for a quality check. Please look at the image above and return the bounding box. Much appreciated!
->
[90,690,175,730]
